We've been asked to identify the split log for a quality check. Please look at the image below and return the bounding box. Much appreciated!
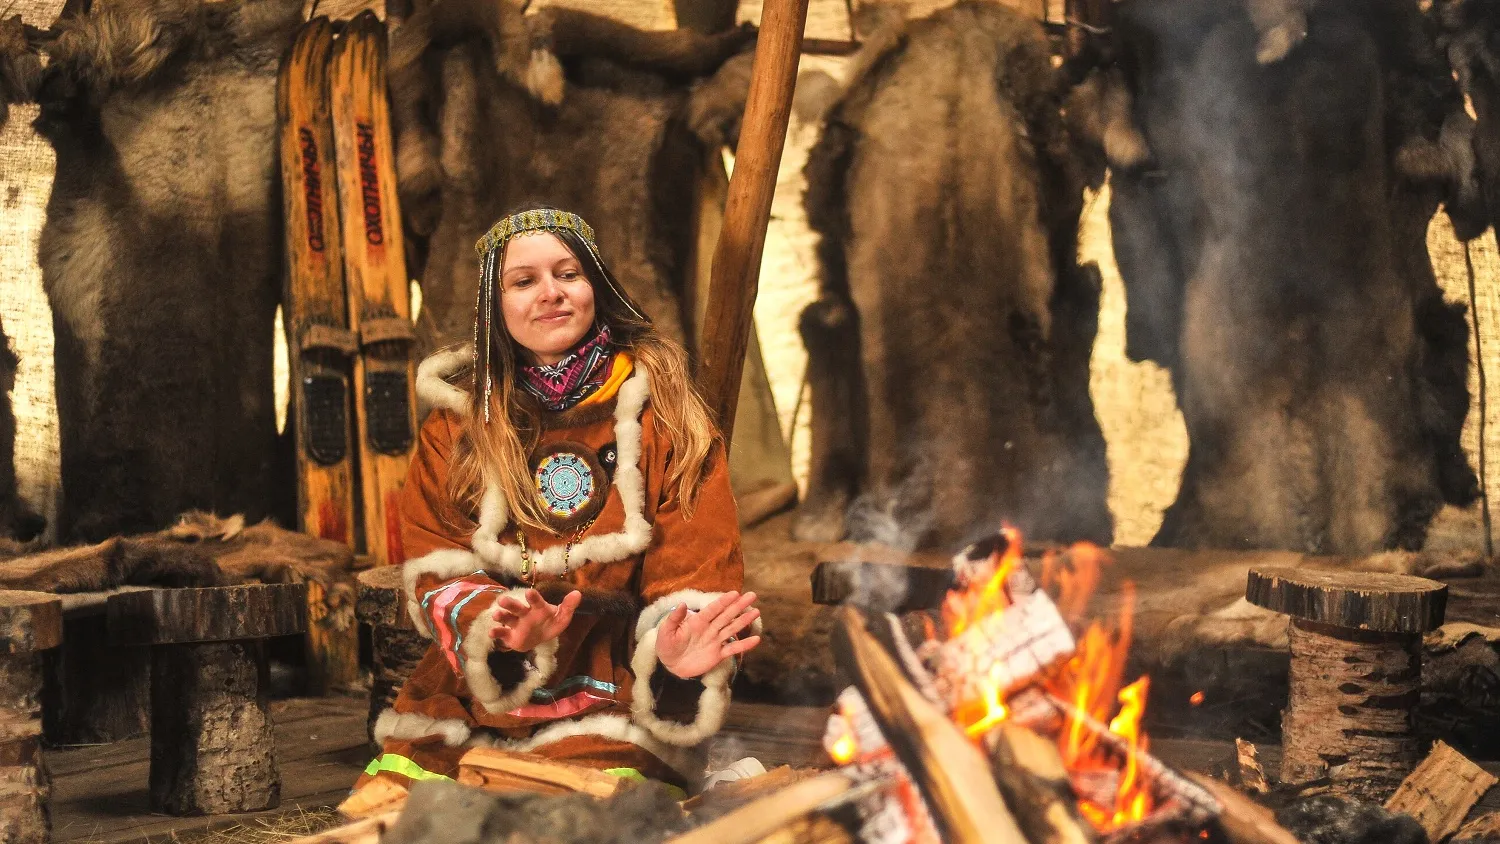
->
[0,590,61,844]
[287,810,402,844]
[681,765,816,812]
[831,606,1027,843]
[107,583,307,815]
[982,723,1095,844]
[696,0,809,441]
[1453,812,1500,843]
[355,565,425,748]
[455,748,626,798]
[1236,739,1270,795]
[1246,568,1446,801]
[1187,774,1301,844]
[1384,740,1497,843]
[338,776,410,820]
[667,771,854,844]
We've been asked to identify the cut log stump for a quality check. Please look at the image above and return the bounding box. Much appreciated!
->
[107,583,307,815]
[0,590,62,844]
[1246,568,1446,801]
[355,565,425,750]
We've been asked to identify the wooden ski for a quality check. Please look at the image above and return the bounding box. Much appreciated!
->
[329,11,417,568]
[277,16,362,693]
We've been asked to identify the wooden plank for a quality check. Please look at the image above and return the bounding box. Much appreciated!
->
[456,748,625,798]
[1385,741,1498,843]
[695,0,809,440]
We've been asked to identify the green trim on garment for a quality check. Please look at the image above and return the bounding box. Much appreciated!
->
[602,767,686,801]
[362,753,453,782]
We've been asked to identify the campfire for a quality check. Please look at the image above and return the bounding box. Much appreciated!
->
[820,529,1230,843]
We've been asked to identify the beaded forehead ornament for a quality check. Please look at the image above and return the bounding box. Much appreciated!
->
[472,208,647,423]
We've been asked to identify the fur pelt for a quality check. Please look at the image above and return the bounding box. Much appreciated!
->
[28,0,300,541]
[0,510,353,593]
[796,1,1113,549]
[1437,0,1500,236]
[1081,0,1477,552]
[0,15,43,127]
[388,0,755,353]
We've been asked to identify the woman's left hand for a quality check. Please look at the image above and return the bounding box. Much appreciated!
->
[656,590,762,680]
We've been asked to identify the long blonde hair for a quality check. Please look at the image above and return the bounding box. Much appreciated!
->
[443,224,720,535]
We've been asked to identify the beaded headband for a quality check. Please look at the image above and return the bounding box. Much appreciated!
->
[474,209,597,257]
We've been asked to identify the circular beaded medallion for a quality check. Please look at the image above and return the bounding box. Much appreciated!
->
[536,453,594,517]
[529,441,608,530]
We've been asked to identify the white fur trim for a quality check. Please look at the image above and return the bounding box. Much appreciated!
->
[459,598,561,714]
[402,547,488,636]
[628,588,763,747]
[472,368,654,578]
[635,589,725,640]
[416,346,473,416]
[630,625,734,747]
[373,709,472,747]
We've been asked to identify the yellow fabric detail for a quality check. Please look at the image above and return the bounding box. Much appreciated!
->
[577,352,634,407]
[362,753,452,783]
[602,767,686,801]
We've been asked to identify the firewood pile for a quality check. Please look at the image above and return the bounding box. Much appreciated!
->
[298,533,1500,844]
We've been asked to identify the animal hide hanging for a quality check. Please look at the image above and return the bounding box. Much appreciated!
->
[28,0,301,541]
[797,1,1114,550]
[387,0,756,356]
[1085,0,1478,553]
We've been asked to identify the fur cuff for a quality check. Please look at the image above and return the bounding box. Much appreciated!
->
[460,597,560,714]
[629,590,763,747]
[372,708,472,747]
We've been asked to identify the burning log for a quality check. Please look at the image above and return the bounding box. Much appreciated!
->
[831,606,1029,843]
[1383,740,1497,844]
[1186,775,1300,844]
[982,723,1096,844]
[1246,568,1446,801]
[0,590,61,844]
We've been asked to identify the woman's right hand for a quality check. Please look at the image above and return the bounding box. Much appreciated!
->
[490,588,581,653]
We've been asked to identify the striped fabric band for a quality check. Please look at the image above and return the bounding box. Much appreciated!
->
[362,753,452,783]
[420,573,502,672]
[529,675,618,703]
[508,689,614,720]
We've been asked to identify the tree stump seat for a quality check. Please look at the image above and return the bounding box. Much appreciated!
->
[41,587,153,747]
[1,589,63,844]
[1246,568,1447,802]
[355,566,425,751]
[106,583,307,816]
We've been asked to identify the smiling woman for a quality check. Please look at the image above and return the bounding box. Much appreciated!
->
[355,204,763,798]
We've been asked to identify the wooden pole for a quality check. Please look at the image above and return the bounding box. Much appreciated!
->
[695,0,809,442]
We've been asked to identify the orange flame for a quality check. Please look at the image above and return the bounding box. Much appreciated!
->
[944,530,1154,832]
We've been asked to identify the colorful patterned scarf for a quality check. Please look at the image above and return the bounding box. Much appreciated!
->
[518,324,614,411]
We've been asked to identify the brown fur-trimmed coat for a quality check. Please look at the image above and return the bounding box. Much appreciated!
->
[797,1,1113,550]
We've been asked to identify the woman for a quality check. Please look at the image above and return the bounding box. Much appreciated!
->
[359,206,762,794]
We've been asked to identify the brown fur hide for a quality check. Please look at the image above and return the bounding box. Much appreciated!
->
[0,15,43,127]
[797,2,1113,550]
[0,321,44,541]
[1437,0,1500,238]
[1086,0,1478,552]
[0,510,354,592]
[388,0,755,353]
[27,0,300,541]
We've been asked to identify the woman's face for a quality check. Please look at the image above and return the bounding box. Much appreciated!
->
[499,232,597,365]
